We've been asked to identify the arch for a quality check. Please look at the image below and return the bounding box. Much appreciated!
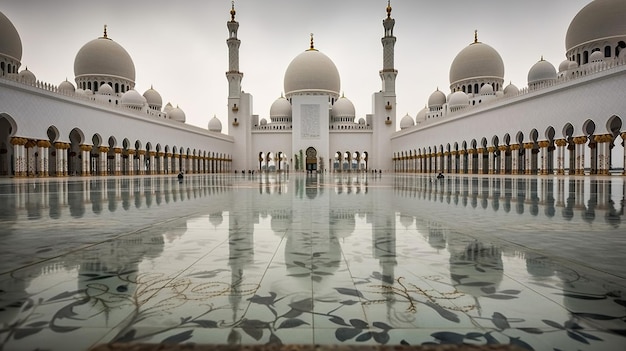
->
[606,115,622,136]
[562,123,574,138]
[515,131,524,145]
[503,133,511,146]
[582,119,596,136]
[545,126,555,141]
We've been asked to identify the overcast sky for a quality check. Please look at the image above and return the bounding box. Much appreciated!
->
[2,0,592,133]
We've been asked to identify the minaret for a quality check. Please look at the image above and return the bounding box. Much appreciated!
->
[226,1,243,101]
[370,0,397,171]
[226,1,253,172]
[380,0,397,94]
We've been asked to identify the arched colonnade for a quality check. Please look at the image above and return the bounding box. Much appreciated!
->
[0,117,232,177]
[394,116,626,176]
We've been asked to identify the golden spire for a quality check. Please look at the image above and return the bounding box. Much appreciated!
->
[309,33,315,50]
[230,1,236,21]
[103,24,108,39]
[473,30,478,44]
[540,55,544,61]
[386,0,392,18]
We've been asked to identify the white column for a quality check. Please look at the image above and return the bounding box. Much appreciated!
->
[622,133,626,176]
[499,146,507,174]
[594,134,612,175]
[80,145,92,176]
[459,152,466,174]
[99,147,108,176]
[487,147,495,174]
[12,138,26,177]
[477,149,484,174]
[575,136,587,175]
[37,140,50,177]
[114,148,122,175]
[511,145,519,174]
[127,150,135,175]
[138,151,145,175]
[467,151,474,174]
[555,139,566,175]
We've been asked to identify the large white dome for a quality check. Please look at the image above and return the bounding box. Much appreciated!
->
[74,34,136,83]
[566,0,626,53]
[0,11,22,63]
[284,48,340,98]
[449,41,504,87]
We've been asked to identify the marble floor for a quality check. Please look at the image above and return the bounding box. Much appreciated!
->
[0,173,625,351]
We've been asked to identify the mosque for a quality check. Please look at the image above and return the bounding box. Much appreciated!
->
[1,0,625,177]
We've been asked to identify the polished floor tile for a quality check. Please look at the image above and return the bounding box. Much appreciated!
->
[0,174,625,350]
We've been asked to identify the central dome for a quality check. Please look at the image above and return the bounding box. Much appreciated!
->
[74,35,136,82]
[284,48,340,98]
[449,41,504,87]
[566,0,626,52]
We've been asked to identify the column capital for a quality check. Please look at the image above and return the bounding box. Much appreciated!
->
[37,140,52,148]
[555,139,567,147]
[79,144,92,152]
[538,141,550,148]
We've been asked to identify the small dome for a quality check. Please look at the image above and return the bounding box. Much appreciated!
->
[0,11,23,65]
[168,106,186,122]
[589,50,605,63]
[284,47,340,98]
[97,83,114,95]
[208,115,222,132]
[400,113,415,130]
[480,83,494,95]
[358,118,365,125]
[121,89,146,107]
[528,58,557,84]
[449,40,504,86]
[416,106,428,123]
[332,95,355,118]
[559,59,575,72]
[143,86,162,109]
[565,0,626,52]
[428,89,446,108]
[448,91,469,108]
[163,102,173,113]
[74,34,136,83]
[503,82,519,96]
[18,67,36,84]
[260,118,268,126]
[59,79,76,94]
[75,88,86,96]
[568,60,579,70]
[269,95,292,118]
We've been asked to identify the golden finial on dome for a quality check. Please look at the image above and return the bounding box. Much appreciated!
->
[230,1,236,21]
[386,0,392,18]
[309,33,315,50]
[540,55,544,61]
[473,30,478,44]
[103,24,108,39]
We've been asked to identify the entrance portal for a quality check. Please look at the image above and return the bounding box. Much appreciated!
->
[305,147,317,173]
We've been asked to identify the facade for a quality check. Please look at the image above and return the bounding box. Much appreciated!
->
[1,0,625,177]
